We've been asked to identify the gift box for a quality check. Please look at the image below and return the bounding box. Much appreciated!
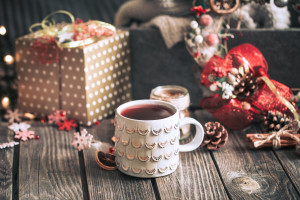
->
[15,29,132,125]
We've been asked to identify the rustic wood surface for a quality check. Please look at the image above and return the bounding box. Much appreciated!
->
[273,149,300,193]
[195,110,300,200]
[0,123,14,200]
[154,112,229,200]
[18,123,83,199]
[0,110,299,200]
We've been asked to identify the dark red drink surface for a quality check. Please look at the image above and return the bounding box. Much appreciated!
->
[120,104,175,120]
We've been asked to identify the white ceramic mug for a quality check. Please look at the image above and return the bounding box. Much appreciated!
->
[114,99,204,178]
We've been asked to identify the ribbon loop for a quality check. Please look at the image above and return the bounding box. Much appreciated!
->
[30,10,75,33]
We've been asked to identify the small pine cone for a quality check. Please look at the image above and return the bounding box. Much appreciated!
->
[263,111,292,132]
[201,122,228,150]
[232,71,257,100]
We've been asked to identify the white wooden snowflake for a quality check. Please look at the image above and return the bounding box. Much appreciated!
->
[8,122,30,132]
[14,130,35,141]
[57,31,74,43]
[72,129,93,151]
[0,141,19,149]
[48,110,67,124]
[4,109,23,124]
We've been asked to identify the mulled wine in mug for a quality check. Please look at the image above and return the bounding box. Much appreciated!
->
[114,99,204,178]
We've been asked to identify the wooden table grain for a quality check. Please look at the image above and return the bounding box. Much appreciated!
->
[0,109,299,200]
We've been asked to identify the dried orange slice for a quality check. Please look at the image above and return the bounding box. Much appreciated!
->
[95,151,117,170]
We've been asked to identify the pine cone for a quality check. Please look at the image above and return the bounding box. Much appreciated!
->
[201,122,228,150]
[263,111,292,132]
[232,71,257,100]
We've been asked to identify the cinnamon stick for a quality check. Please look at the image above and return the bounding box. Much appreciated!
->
[247,139,298,144]
[247,137,296,142]
[246,133,300,139]
[246,133,300,149]
[247,142,297,149]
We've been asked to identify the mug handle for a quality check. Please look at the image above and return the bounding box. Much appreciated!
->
[178,117,204,152]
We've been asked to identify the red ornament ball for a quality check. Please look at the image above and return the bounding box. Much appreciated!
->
[206,33,219,46]
[199,14,213,26]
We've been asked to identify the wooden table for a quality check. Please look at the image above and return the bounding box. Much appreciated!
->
[0,109,299,199]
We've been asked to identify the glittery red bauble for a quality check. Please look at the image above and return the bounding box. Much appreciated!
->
[201,43,268,87]
[251,79,292,115]
[201,94,253,130]
[200,43,294,130]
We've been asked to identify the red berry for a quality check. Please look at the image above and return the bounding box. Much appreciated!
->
[199,14,213,26]
[109,147,115,154]
[75,18,84,24]
[95,121,100,126]
[60,111,66,117]
[34,135,40,140]
[206,33,219,46]
[41,117,47,123]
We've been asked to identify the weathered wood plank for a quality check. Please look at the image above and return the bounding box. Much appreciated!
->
[0,122,14,200]
[19,123,83,199]
[154,112,229,200]
[195,110,300,199]
[273,149,300,193]
[84,119,156,200]
[155,149,229,200]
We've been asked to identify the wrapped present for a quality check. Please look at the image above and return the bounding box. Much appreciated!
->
[15,11,132,125]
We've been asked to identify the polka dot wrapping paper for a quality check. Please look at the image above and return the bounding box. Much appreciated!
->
[15,30,132,126]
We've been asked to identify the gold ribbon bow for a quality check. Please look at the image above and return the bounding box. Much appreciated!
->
[29,10,116,48]
[30,10,75,36]
[253,120,300,149]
